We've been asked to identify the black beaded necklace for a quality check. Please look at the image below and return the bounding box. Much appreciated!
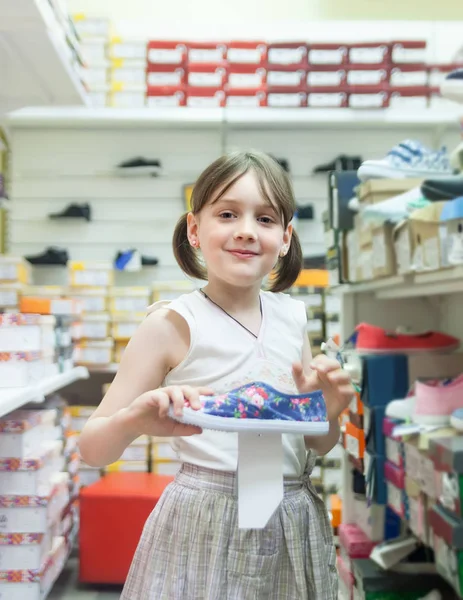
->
[199,288,262,339]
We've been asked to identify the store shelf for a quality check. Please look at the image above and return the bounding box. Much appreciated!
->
[0,0,88,113]
[0,366,89,418]
[88,364,119,374]
[5,106,461,131]
[6,107,224,129]
[332,266,463,299]
[224,107,463,130]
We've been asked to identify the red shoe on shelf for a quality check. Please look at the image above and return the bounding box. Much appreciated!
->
[355,323,460,355]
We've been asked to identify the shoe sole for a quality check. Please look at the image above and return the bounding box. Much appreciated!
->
[413,414,450,427]
[358,163,452,182]
[168,407,330,435]
[356,342,460,355]
[440,79,463,103]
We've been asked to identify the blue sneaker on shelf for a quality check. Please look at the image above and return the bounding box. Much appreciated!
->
[450,408,463,431]
[441,69,463,104]
[169,381,329,435]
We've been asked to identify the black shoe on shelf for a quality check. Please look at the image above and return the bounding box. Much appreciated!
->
[297,204,314,220]
[116,157,162,177]
[25,247,69,266]
[303,254,326,270]
[49,203,91,221]
[313,154,362,174]
[269,155,290,173]
[421,176,463,201]
[141,254,159,267]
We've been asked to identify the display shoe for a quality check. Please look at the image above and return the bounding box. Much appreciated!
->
[357,140,452,182]
[361,186,430,224]
[414,374,463,426]
[313,154,362,174]
[114,249,142,271]
[141,254,159,267]
[116,156,162,177]
[169,381,329,435]
[49,203,91,221]
[440,68,463,104]
[296,204,314,220]
[386,396,416,421]
[355,323,460,355]
[25,247,69,266]
[270,156,290,173]
[421,175,463,201]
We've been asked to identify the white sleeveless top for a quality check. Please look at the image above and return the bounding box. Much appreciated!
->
[148,290,310,476]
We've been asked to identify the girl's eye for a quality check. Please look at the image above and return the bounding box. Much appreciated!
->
[219,211,235,219]
[258,216,274,224]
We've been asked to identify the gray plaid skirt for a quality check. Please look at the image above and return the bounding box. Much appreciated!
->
[121,457,338,600]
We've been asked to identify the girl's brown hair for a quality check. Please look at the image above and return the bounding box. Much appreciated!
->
[173,150,303,293]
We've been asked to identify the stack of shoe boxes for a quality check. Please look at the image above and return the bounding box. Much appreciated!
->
[19,289,82,374]
[70,406,103,489]
[0,406,70,600]
[73,14,111,107]
[0,256,30,312]
[110,37,148,108]
[109,287,150,363]
[337,523,376,599]
[0,312,59,389]
[68,262,114,369]
[150,437,181,476]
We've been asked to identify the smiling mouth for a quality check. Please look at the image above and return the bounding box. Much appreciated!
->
[227,250,259,258]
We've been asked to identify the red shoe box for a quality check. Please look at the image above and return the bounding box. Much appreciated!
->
[347,64,390,87]
[225,88,267,107]
[147,41,187,66]
[428,63,460,88]
[227,41,267,66]
[308,43,348,66]
[307,87,348,108]
[306,65,347,88]
[187,42,227,64]
[227,64,267,89]
[391,40,427,64]
[268,65,306,88]
[348,86,389,109]
[348,42,391,65]
[187,63,228,88]
[146,64,187,87]
[186,87,226,107]
[390,63,428,87]
[146,86,186,107]
[267,42,308,69]
[267,86,307,107]
[389,86,429,110]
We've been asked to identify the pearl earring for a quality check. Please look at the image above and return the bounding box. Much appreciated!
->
[280,247,287,257]
[191,239,198,248]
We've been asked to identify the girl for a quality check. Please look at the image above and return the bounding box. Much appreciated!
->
[79,150,354,600]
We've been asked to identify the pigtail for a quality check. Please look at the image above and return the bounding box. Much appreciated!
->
[172,213,207,281]
[269,229,303,293]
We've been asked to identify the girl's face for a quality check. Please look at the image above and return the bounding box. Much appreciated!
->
[187,170,292,288]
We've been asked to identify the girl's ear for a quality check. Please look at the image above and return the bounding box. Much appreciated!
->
[187,212,199,246]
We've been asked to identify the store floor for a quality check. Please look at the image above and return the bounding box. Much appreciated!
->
[49,557,122,599]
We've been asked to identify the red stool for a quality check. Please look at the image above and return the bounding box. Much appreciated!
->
[79,472,173,584]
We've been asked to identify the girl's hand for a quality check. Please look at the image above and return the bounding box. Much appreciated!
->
[125,385,213,438]
[292,354,354,421]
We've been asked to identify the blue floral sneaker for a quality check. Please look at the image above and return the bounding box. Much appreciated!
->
[169,382,329,435]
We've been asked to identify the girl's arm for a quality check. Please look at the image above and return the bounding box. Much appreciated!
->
[301,335,342,456]
[78,308,190,467]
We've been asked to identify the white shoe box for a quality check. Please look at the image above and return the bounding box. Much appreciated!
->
[0,440,64,495]
[0,535,67,600]
[0,409,58,458]
[0,473,69,534]
[0,353,59,388]
[0,531,52,570]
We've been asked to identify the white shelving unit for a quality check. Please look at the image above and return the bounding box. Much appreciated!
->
[6,106,463,133]
[0,0,88,114]
[0,366,89,418]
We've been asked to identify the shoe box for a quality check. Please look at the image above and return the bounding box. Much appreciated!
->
[352,557,455,600]
[188,42,227,64]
